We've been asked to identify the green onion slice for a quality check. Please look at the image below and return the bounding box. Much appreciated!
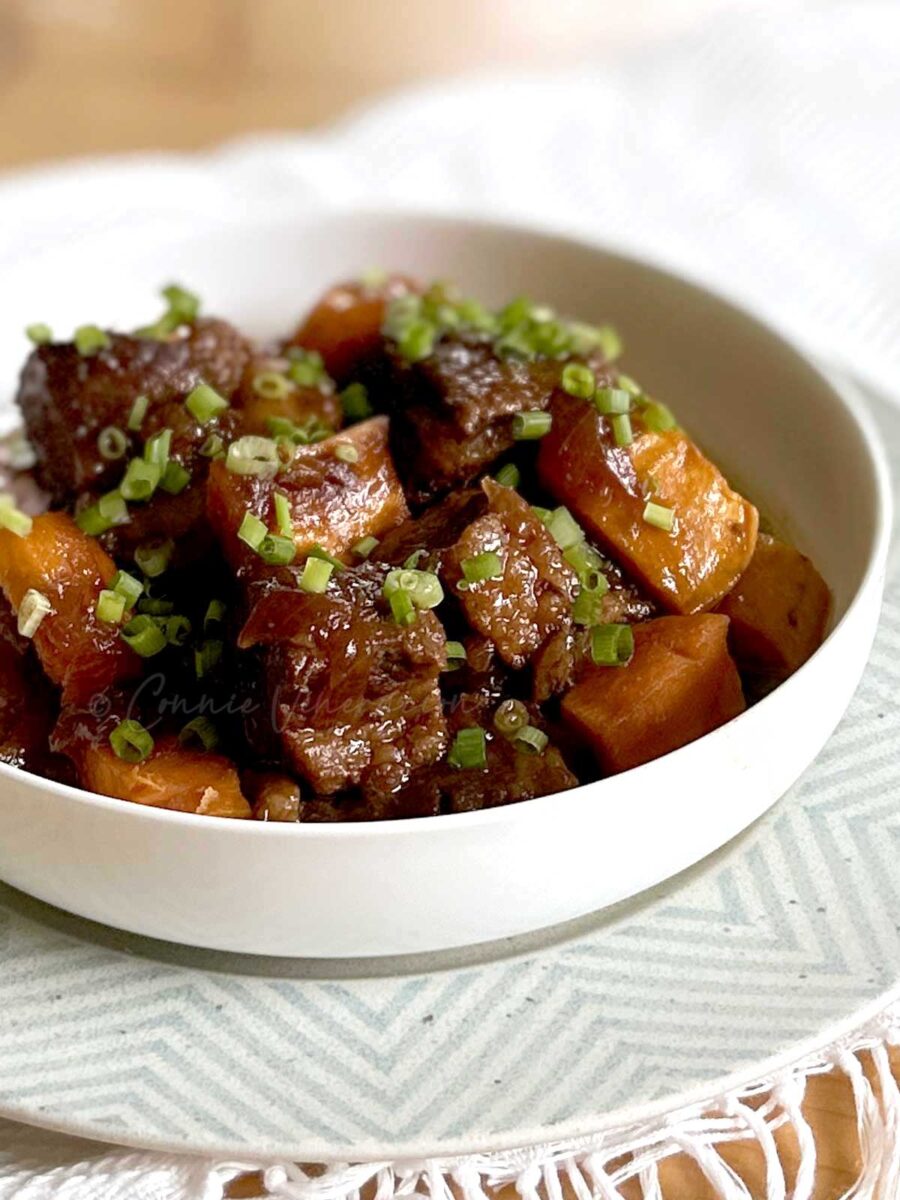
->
[493,699,529,737]
[159,461,191,495]
[226,436,280,479]
[0,497,33,538]
[641,401,677,433]
[134,539,173,578]
[111,570,143,606]
[96,589,126,624]
[643,500,675,532]
[593,387,631,416]
[25,323,52,346]
[512,410,552,440]
[447,726,487,770]
[561,362,596,399]
[515,724,549,754]
[252,371,293,401]
[611,412,634,448]
[590,622,635,667]
[443,640,467,669]
[163,614,192,646]
[494,463,521,489]
[194,639,223,678]
[120,457,161,502]
[127,394,150,432]
[185,382,229,424]
[334,442,359,464]
[178,716,219,751]
[16,588,51,638]
[204,598,226,631]
[546,506,583,551]
[340,383,372,420]
[273,491,292,537]
[143,428,172,470]
[461,551,503,584]
[257,534,296,566]
[109,718,154,764]
[97,426,128,461]
[74,325,110,356]
[352,535,379,559]
[389,588,416,626]
[120,613,168,657]
[298,556,334,594]
[237,511,267,551]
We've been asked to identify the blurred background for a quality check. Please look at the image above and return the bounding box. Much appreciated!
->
[2,0,754,167]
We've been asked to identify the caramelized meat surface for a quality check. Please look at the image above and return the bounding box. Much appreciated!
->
[444,479,578,668]
[207,416,409,576]
[238,563,447,797]
[18,319,249,503]
[0,512,139,706]
[538,393,758,613]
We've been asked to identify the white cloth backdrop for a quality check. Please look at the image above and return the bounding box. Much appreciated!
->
[1,1,900,1195]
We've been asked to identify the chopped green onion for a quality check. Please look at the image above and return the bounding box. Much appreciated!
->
[352,535,379,559]
[403,549,427,570]
[611,413,634,448]
[74,504,111,536]
[200,432,225,458]
[185,382,229,424]
[298,556,334,594]
[194,638,223,678]
[266,416,298,440]
[161,283,200,324]
[109,718,154,763]
[340,382,373,421]
[25,323,52,346]
[447,726,487,770]
[204,599,226,631]
[334,441,359,464]
[643,500,675,531]
[590,622,635,667]
[389,587,416,626]
[127,394,150,432]
[405,569,443,609]
[546,506,583,551]
[178,716,219,751]
[120,457,161,502]
[111,570,143,606]
[397,318,437,362]
[252,371,293,401]
[593,387,631,416]
[531,505,552,525]
[138,596,174,615]
[143,428,172,470]
[120,613,168,657]
[617,373,642,397]
[134,539,173,578]
[564,543,608,593]
[163,614,192,646]
[493,699,529,737]
[159,461,191,495]
[572,587,607,626]
[273,491,292,537]
[515,724,549,754]
[561,362,596,399]
[461,551,503,584]
[16,588,51,638]
[595,324,623,361]
[286,349,328,388]
[0,499,33,538]
[642,401,677,433]
[308,544,344,570]
[444,640,467,669]
[97,490,129,526]
[257,534,296,566]
[512,410,552,440]
[360,266,388,290]
[494,463,521,489]
[96,589,126,624]
[226,436,280,479]
[74,325,110,356]
[237,511,267,550]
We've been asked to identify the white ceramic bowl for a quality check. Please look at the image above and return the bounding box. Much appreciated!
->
[0,212,891,957]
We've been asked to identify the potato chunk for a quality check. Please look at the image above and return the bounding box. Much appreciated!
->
[443,478,577,669]
[717,534,830,680]
[63,729,250,818]
[0,512,139,706]
[207,416,409,576]
[538,393,758,614]
[291,275,418,383]
[561,614,745,774]
[238,563,447,797]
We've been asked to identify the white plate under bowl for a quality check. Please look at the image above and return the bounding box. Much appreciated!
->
[0,212,891,958]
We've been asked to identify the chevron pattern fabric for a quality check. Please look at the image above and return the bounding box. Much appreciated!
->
[0,395,897,1164]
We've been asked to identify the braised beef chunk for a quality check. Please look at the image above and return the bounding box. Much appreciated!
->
[384,338,584,503]
[443,478,578,669]
[207,416,409,579]
[377,488,488,571]
[238,563,447,797]
[18,319,250,503]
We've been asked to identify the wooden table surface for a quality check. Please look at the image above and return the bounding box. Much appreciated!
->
[0,2,889,1195]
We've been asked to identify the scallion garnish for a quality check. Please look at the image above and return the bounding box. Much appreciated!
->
[494,463,521,489]
[109,719,154,764]
[185,382,229,424]
[237,511,267,550]
[127,395,150,432]
[642,401,677,433]
[0,497,33,538]
[616,373,642,397]
[308,544,344,570]
[561,362,596,399]
[564,543,608,593]
[643,500,675,532]
[225,436,280,479]
[341,383,372,421]
[334,442,359,464]
[200,432,225,458]
[512,410,552,440]
[397,318,437,363]
[572,586,607,627]
[74,325,110,356]
[252,371,293,401]
[286,348,328,389]
[611,412,633,448]
[352,535,379,559]
[120,457,161,502]
[25,323,52,346]
[593,387,631,416]
[74,504,111,536]
[384,567,443,610]
[493,699,529,738]
[447,726,487,770]
[144,428,172,470]
[95,589,126,624]
[111,570,143,606]
[120,614,168,657]
[159,461,191,495]
[178,716,219,751]
[138,597,175,615]
[16,588,51,638]
[443,640,467,670]
[97,490,129,526]
[204,599,226,631]
[273,491,292,537]
[515,725,549,754]
[194,639,223,678]
[298,556,333,594]
[163,614,192,646]
[389,588,416,626]
[257,534,297,566]
[134,539,173,578]
[461,551,503,584]
[545,506,583,551]
[590,623,635,667]
[161,283,201,324]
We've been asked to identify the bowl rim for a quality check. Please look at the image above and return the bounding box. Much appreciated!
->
[0,208,892,839]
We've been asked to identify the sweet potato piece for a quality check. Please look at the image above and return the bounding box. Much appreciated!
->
[207,416,409,576]
[0,513,139,706]
[561,614,745,774]
[68,732,250,818]
[238,564,447,797]
[717,534,830,680]
[291,275,418,383]
[443,479,578,668]
[537,393,758,614]
[18,319,249,503]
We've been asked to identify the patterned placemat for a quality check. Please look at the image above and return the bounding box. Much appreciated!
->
[0,386,896,1164]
